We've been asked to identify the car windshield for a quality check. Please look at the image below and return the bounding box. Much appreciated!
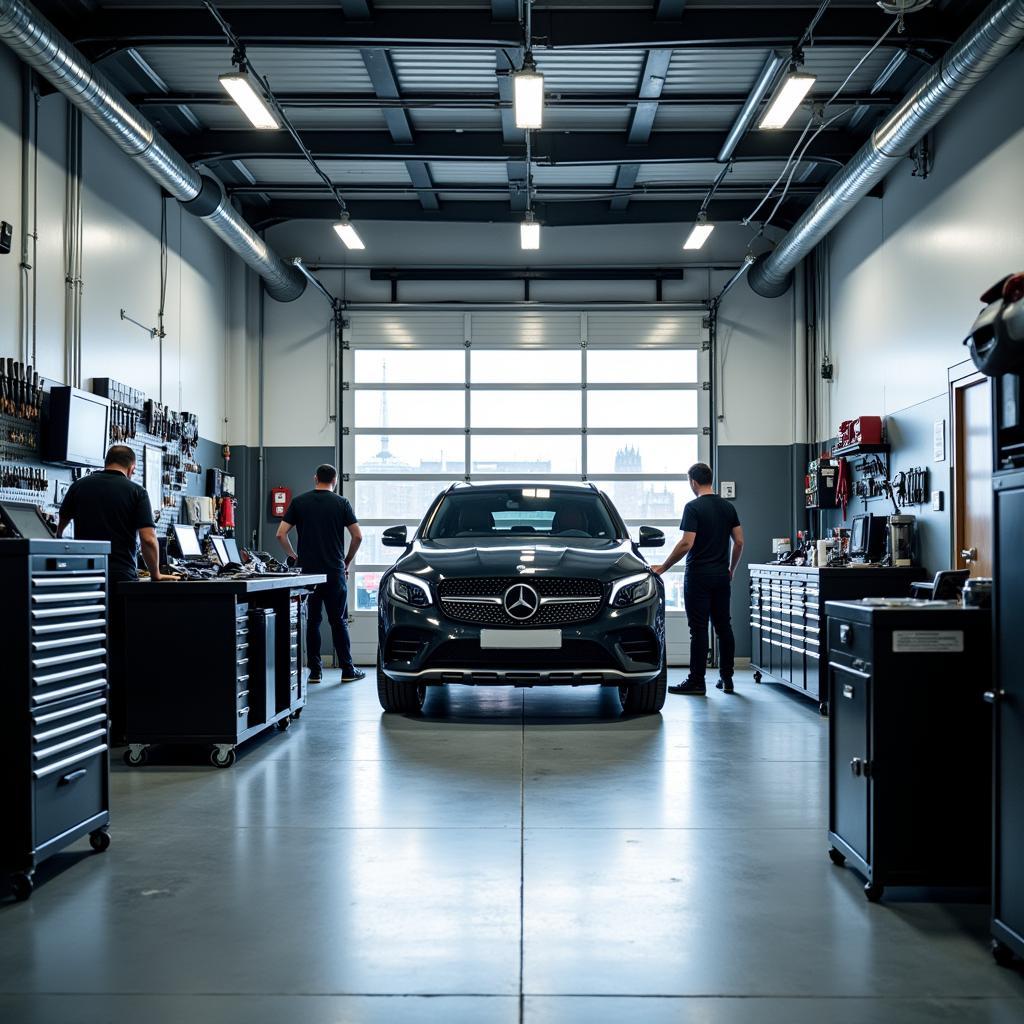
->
[426,488,619,540]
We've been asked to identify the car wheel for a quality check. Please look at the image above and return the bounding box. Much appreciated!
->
[619,655,668,715]
[376,651,426,713]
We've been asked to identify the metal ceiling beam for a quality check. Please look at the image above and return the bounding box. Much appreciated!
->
[65,9,956,55]
[181,129,857,165]
[243,196,807,228]
[359,46,438,210]
[130,91,900,110]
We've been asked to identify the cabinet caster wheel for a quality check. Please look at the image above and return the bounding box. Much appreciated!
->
[209,746,236,769]
[828,847,846,868]
[864,882,884,903]
[291,708,303,720]
[819,702,829,717]
[11,872,34,901]
[123,746,148,767]
[992,940,1016,968]
[89,829,111,853]
[276,715,291,731]
[753,671,762,684]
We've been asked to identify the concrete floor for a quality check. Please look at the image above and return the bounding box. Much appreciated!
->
[2,668,1023,1023]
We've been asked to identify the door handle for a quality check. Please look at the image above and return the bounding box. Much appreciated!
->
[850,757,863,777]
[961,547,978,562]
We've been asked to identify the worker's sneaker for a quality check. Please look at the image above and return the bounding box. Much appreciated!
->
[341,668,366,682]
[308,671,322,684]
[668,677,706,696]
[715,678,735,693]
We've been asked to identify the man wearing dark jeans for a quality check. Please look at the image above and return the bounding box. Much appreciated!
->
[652,462,744,696]
[276,464,365,683]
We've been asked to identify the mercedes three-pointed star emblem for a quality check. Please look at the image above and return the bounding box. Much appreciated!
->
[503,582,540,621]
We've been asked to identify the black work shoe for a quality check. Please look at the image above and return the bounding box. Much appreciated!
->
[308,671,322,684]
[341,668,366,682]
[668,678,706,696]
[719,678,735,694]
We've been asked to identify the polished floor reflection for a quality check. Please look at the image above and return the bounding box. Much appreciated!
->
[2,670,1022,1023]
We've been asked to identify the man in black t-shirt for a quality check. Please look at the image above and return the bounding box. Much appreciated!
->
[652,462,744,696]
[58,445,164,584]
[277,464,364,683]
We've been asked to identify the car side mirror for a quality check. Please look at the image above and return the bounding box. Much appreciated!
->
[382,525,409,548]
[637,526,665,548]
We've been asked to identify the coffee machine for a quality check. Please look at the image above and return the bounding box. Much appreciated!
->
[887,514,916,567]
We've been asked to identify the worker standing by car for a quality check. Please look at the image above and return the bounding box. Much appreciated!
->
[652,462,744,695]
[276,464,365,684]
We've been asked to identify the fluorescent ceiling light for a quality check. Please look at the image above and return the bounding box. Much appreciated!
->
[520,213,540,250]
[218,71,280,130]
[513,62,544,129]
[333,217,365,250]
[683,215,714,250]
[758,71,816,130]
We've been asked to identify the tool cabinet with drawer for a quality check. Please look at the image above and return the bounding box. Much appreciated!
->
[749,565,924,714]
[118,575,323,768]
[0,539,112,900]
[824,600,991,902]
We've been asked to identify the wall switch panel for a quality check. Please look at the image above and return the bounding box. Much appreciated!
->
[932,490,944,511]
[721,481,736,499]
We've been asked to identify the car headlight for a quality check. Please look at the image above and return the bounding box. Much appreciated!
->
[388,572,432,607]
[609,573,656,607]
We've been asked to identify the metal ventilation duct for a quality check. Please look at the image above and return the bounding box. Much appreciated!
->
[749,0,1024,298]
[0,0,306,302]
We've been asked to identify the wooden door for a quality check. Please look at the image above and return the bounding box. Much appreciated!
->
[953,375,993,578]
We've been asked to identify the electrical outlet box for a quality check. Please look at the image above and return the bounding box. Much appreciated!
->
[932,490,944,512]
[721,481,736,499]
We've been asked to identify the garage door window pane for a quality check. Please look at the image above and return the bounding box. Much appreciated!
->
[356,390,464,429]
[587,434,697,476]
[472,435,582,475]
[471,390,581,428]
[356,434,465,474]
[592,479,691,520]
[354,572,382,611]
[471,349,580,384]
[355,480,451,520]
[357,526,416,567]
[355,350,464,384]
[588,349,698,384]
[587,390,697,428]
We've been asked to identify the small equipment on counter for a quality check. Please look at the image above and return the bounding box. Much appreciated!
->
[887,514,916,567]
[849,513,887,564]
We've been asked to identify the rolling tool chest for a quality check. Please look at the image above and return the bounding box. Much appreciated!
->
[118,575,321,768]
[825,601,991,902]
[748,565,923,714]
[1,539,112,900]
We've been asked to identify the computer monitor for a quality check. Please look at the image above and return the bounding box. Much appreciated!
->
[210,536,229,565]
[171,522,203,559]
[223,537,241,564]
[849,514,870,558]
[0,501,54,539]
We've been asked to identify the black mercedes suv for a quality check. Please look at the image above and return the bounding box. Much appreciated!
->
[376,482,667,715]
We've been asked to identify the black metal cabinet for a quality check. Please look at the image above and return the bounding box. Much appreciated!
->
[118,575,322,769]
[0,539,112,900]
[992,468,1024,965]
[749,565,923,713]
[825,601,991,902]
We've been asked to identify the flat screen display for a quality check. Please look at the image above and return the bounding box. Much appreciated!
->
[67,394,109,466]
[210,536,229,565]
[172,523,203,558]
[849,515,869,555]
[0,502,54,539]
[224,538,241,563]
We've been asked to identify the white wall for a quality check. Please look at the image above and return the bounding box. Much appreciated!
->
[825,47,1024,419]
[261,219,797,449]
[0,47,237,442]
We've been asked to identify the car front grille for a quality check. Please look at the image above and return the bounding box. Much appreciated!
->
[437,576,604,627]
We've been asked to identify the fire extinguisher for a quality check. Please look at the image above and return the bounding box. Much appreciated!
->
[270,486,292,518]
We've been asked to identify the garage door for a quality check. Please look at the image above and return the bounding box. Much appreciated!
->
[340,308,710,667]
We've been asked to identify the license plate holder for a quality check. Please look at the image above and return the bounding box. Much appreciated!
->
[480,629,562,650]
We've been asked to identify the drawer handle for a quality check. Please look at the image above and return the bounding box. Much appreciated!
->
[60,768,88,785]
[237,674,250,683]
[33,743,108,779]
[850,757,863,777]
[238,706,250,717]
[839,624,852,645]
[983,690,1004,705]
[238,689,250,699]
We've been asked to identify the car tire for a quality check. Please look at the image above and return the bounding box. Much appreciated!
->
[376,652,426,714]
[619,655,668,715]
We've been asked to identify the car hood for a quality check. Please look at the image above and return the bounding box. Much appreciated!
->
[392,537,651,584]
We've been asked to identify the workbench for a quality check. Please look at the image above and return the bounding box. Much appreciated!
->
[117,574,325,767]
[748,564,924,714]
